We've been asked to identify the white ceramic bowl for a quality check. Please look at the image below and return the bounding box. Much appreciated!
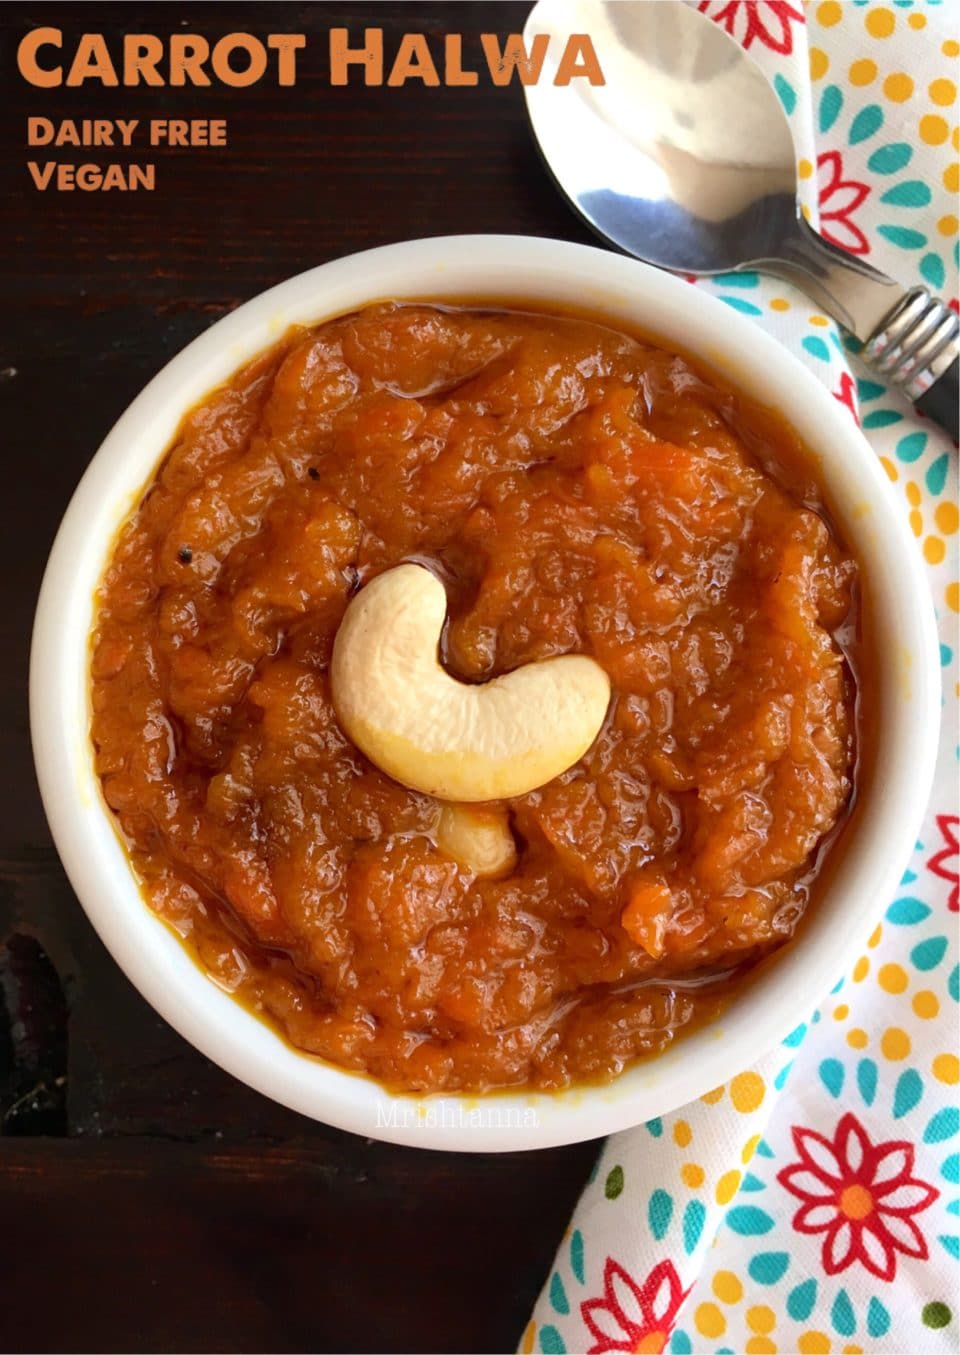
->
[31,236,940,1151]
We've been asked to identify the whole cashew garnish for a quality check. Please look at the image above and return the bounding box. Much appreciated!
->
[330,564,610,801]
[435,803,517,878]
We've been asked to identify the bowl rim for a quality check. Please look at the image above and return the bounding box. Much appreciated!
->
[30,234,941,1151]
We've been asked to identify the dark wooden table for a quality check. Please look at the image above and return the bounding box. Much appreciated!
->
[0,5,601,1350]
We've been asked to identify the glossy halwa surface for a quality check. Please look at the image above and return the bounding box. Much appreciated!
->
[91,304,857,1092]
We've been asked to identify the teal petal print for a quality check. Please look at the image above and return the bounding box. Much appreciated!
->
[682,1200,706,1254]
[857,1058,879,1107]
[569,1229,584,1284]
[895,431,927,462]
[819,85,843,134]
[832,1290,856,1338]
[774,73,796,115]
[877,225,927,249]
[719,296,763,316]
[549,1272,569,1316]
[648,1188,673,1241]
[926,453,949,496]
[540,1324,566,1355]
[925,1108,960,1144]
[911,936,948,971]
[880,181,932,208]
[803,335,832,362]
[727,1206,775,1236]
[714,271,760,288]
[867,143,912,174]
[748,1252,790,1285]
[887,896,931,924]
[920,253,946,289]
[862,409,903,429]
[867,1298,891,1339]
[820,1058,845,1098]
[849,105,883,144]
[893,1069,924,1119]
[787,1279,818,1322]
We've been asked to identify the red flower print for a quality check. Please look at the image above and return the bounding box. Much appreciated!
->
[581,1258,690,1354]
[833,371,861,424]
[928,814,959,911]
[818,151,872,256]
[779,1112,939,1282]
[697,1,805,54]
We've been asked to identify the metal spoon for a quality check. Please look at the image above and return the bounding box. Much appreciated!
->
[524,0,958,439]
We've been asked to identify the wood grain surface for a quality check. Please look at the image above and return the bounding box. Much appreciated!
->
[1,4,600,1351]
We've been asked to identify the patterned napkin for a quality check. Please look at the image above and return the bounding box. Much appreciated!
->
[523,4,959,1353]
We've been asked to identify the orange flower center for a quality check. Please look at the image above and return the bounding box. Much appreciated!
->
[634,1334,667,1355]
[839,1183,874,1220]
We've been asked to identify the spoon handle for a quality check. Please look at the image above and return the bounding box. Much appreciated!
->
[914,358,958,441]
[758,218,958,442]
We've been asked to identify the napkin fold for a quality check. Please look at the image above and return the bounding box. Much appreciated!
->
[523,4,959,1352]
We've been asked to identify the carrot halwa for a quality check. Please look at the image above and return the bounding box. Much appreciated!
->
[91,304,858,1092]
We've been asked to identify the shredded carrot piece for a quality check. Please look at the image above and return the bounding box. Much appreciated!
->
[621,881,674,958]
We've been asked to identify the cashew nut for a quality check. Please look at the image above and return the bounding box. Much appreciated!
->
[330,563,610,801]
[435,803,517,878]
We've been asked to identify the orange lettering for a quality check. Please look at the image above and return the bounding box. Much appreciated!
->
[169,35,211,86]
[554,34,605,86]
[444,34,477,87]
[27,117,54,145]
[67,33,117,86]
[123,35,164,86]
[480,32,548,86]
[211,34,267,87]
[329,28,383,85]
[387,33,439,87]
[17,27,63,87]
[27,161,57,189]
[268,34,305,86]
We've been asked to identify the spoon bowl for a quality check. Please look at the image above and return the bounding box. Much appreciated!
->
[526,0,797,275]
